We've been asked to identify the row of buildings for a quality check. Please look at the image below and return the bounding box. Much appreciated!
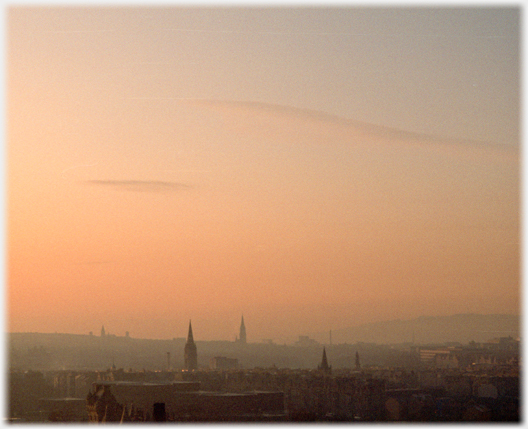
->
[11,358,518,422]
[8,319,519,422]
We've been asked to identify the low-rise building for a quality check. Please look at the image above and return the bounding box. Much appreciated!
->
[86,380,285,422]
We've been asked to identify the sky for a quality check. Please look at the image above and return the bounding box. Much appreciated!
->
[7,6,520,342]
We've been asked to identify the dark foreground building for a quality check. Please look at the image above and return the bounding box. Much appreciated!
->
[86,380,285,422]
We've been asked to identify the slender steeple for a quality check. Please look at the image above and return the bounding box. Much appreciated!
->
[101,325,105,337]
[239,315,247,344]
[187,320,194,343]
[184,320,198,370]
[318,347,331,373]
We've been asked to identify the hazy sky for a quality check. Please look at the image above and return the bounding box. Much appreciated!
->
[7,6,519,342]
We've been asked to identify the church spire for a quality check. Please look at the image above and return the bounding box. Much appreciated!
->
[318,347,331,373]
[239,315,246,344]
[187,320,194,343]
[184,320,197,370]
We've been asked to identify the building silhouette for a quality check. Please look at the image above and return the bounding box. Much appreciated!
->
[100,326,105,338]
[86,380,285,422]
[184,321,197,370]
[210,357,239,370]
[318,347,331,373]
[238,316,246,344]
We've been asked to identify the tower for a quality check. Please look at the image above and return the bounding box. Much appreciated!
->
[318,347,331,373]
[239,315,247,344]
[101,325,105,337]
[184,320,198,370]
[355,351,361,370]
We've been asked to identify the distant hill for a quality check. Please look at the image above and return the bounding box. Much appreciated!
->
[308,314,520,345]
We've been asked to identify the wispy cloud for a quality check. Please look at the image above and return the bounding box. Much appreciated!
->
[44,29,116,34]
[85,180,191,192]
[162,27,513,40]
[124,97,518,152]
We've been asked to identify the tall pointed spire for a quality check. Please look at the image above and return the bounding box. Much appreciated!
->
[187,320,194,343]
[321,347,328,367]
[318,347,331,373]
[239,315,246,344]
[184,320,197,370]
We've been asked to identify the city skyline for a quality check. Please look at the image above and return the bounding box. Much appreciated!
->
[7,7,519,342]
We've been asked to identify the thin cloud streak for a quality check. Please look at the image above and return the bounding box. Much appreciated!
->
[162,27,513,40]
[85,180,191,192]
[160,98,515,148]
[43,29,116,34]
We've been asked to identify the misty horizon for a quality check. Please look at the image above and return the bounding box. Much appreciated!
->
[7,312,520,346]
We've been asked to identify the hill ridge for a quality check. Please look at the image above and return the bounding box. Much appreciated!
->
[308,313,520,345]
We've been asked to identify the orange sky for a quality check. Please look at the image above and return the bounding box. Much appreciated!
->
[7,7,519,342]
